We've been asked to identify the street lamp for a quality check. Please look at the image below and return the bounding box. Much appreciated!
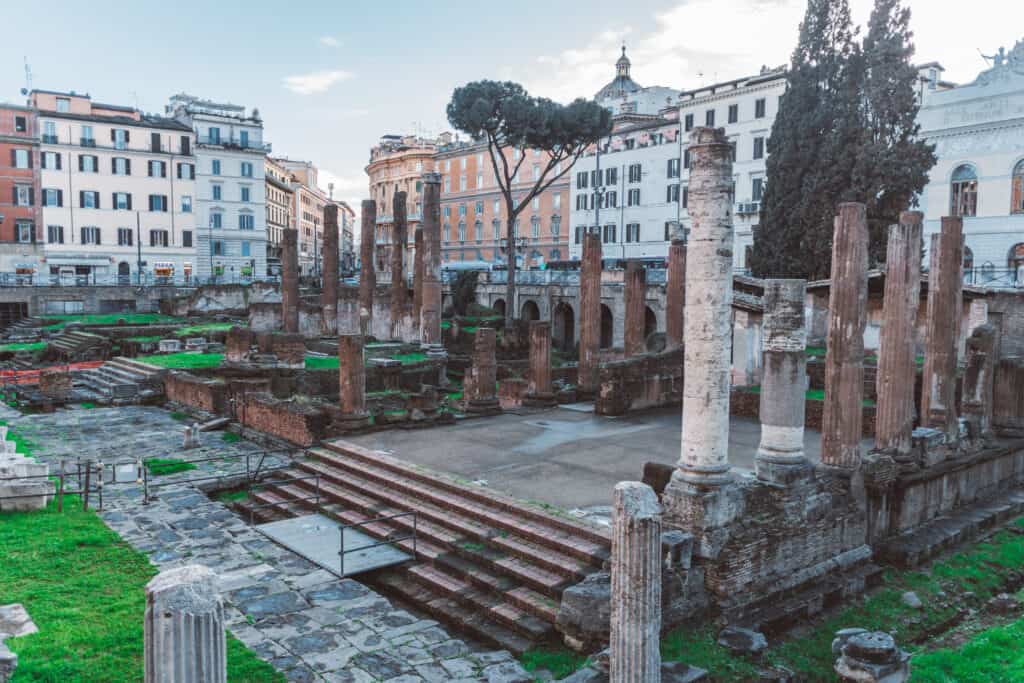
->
[208,214,215,283]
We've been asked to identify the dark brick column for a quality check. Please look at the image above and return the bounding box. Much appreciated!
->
[624,261,647,356]
[465,328,500,414]
[412,227,424,333]
[420,173,442,346]
[821,203,869,472]
[337,333,370,429]
[358,200,377,337]
[920,216,964,442]
[525,321,556,407]
[578,232,602,395]
[665,240,686,350]
[390,191,408,340]
[281,228,299,334]
[874,212,922,465]
[321,203,340,335]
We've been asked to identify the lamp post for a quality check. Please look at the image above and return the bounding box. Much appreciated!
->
[135,211,143,286]
[208,214,215,283]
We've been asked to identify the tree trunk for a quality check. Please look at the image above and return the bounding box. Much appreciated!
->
[505,215,516,329]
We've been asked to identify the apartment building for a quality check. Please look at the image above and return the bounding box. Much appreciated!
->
[276,159,326,276]
[264,156,294,274]
[0,103,42,275]
[32,90,196,283]
[335,199,355,271]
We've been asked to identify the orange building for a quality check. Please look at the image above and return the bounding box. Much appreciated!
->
[0,103,43,274]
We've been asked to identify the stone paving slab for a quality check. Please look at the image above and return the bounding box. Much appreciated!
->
[0,405,533,682]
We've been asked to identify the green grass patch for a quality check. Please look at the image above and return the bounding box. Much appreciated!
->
[143,458,197,476]
[78,402,96,410]
[662,625,761,680]
[173,322,235,338]
[0,341,46,352]
[911,616,1024,682]
[520,646,591,679]
[441,320,452,330]
[136,352,224,369]
[215,489,251,503]
[305,355,338,369]
[391,352,428,364]
[169,411,189,422]
[221,432,241,444]
[43,313,182,331]
[125,335,161,343]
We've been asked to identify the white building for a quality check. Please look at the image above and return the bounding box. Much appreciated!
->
[595,47,678,117]
[167,94,268,280]
[917,42,1024,287]
[32,90,196,284]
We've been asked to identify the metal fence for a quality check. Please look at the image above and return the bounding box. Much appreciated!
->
[0,273,282,289]
[963,267,1023,289]
[339,510,418,577]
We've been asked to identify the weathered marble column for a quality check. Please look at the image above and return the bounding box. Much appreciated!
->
[962,323,996,440]
[874,212,923,464]
[321,203,340,335]
[412,227,424,331]
[820,203,869,472]
[578,232,602,395]
[624,261,647,356]
[144,565,226,683]
[281,228,299,334]
[525,321,556,407]
[390,191,408,340]
[665,240,686,350]
[338,333,370,428]
[465,328,500,414]
[920,216,964,441]
[358,200,377,336]
[756,279,811,484]
[676,127,735,486]
[420,173,442,346]
[610,481,662,683]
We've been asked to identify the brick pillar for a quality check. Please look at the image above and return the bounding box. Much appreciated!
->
[755,279,810,484]
[281,228,299,334]
[821,203,869,471]
[874,212,922,465]
[420,173,442,346]
[337,334,370,429]
[321,203,340,335]
[413,227,424,332]
[665,240,686,350]
[962,323,996,440]
[359,200,377,337]
[624,261,647,356]
[676,127,735,485]
[578,232,602,395]
[610,481,662,683]
[390,191,408,340]
[465,328,500,414]
[144,565,226,683]
[920,216,964,442]
[525,321,556,407]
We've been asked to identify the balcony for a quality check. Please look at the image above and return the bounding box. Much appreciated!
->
[41,134,58,144]
[197,136,272,152]
[80,137,96,148]
[736,201,761,216]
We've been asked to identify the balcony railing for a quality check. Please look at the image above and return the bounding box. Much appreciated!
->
[80,137,96,148]
[963,267,1024,289]
[197,136,271,152]
[41,134,58,144]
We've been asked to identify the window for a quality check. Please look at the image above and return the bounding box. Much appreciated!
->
[415,160,423,172]
[753,137,765,160]
[627,188,641,206]
[211,212,223,229]
[553,193,561,210]
[667,184,680,203]
[113,192,131,210]
[576,194,587,210]
[577,172,588,189]
[667,158,680,179]
[80,125,94,146]
[728,104,739,124]
[112,128,128,150]
[241,186,251,202]
[458,222,466,242]
[81,226,101,244]
[606,167,618,185]
[212,159,221,175]
[150,132,162,152]
[624,139,635,150]
[182,231,193,248]
[239,213,254,230]
[43,121,56,143]
[532,197,540,211]
[79,191,98,209]
[56,97,70,113]
[950,164,978,217]
[42,151,61,169]
[239,131,249,147]
[208,127,221,144]
[16,222,33,243]
[148,194,168,212]
[664,222,675,241]
[683,149,691,170]
[705,109,715,127]
[458,203,467,217]
[575,226,583,244]
[12,149,29,169]
[213,240,225,256]
[493,220,501,240]
[533,164,540,181]
[531,216,540,238]
[177,162,194,180]
[181,196,192,213]
[626,223,640,242]
[118,228,134,246]
[180,136,190,155]
[605,191,618,208]
[513,220,520,238]
[628,163,642,183]
[1012,160,1024,214]
[590,169,600,187]
[14,116,26,133]
[684,114,694,132]
[241,162,253,177]
[602,224,616,243]
[474,200,484,214]
[443,223,451,242]
[752,178,764,202]
[43,189,62,207]
[551,216,561,237]
[459,175,467,191]
[48,225,64,244]
[729,141,737,162]
[148,160,166,177]
[476,172,483,188]
[79,155,98,173]
[443,176,451,193]
[113,157,130,175]
[150,230,169,247]
[212,185,222,201]
[13,185,31,206]
[241,241,251,257]
[755,98,766,119]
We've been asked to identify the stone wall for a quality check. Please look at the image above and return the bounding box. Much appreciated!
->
[238,393,333,447]
[994,358,1024,432]
[248,300,323,337]
[730,389,877,437]
[164,372,227,414]
[595,348,684,416]
[163,282,280,318]
[38,369,72,399]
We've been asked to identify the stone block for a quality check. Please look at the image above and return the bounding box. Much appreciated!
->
[0,480,54,512]
[834,631,909,683]
[158,339,182,353]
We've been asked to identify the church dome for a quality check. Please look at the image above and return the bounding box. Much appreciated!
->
[596,45,643,101]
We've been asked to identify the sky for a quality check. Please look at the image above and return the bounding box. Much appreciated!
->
[2,0,1020,230]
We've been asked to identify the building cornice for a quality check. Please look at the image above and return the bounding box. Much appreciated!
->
[919,115,1024,139]
[680,77,786,108]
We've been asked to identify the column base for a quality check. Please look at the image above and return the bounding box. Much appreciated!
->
[334,412,372,432]
[522,392,557,408]
[661,469,742,561]
[466,398,502,416]
[755,456,813,486]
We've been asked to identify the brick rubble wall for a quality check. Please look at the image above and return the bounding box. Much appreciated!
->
[238,393,331,447]
[731,389,877,437]
[595,347,684,416]
[163,372,227,414]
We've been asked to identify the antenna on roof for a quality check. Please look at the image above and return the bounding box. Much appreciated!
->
[21,57,32,97]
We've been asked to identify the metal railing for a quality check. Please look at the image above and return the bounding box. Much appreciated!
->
[963,267,1023,289]
[138,448,295,504]
[339,510,418,577]
[0,459,103,512]
[196,136,272,152]
[0,272,281,288]
[246,473,322,525]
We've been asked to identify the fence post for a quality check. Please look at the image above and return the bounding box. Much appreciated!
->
[96,461,103,511]
[82,460,91,512]
[339,526,346,577]
[143,465,150,505]
[57,461,65,513]
[315,475,321,511]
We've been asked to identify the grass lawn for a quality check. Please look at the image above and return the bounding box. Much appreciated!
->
[305,351,429,370]
[43,313,182,331]
[0,342,46,352]
[174,322,235,338]
[124,336,161,343]
[136,352,224,369]
[143,457,198,476]
[912,616,1024,682]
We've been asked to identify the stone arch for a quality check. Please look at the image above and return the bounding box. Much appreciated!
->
[600,304,614,349]
[521,299,540,322]
[644,306,658,341]
[950,163,978,217]
[493,298,506,318]
[117,261,131,285]
[1012,159,1024,215]
[552,302,575,351]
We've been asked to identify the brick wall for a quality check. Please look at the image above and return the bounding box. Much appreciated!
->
[730,388,877,437]
[38,369,72,399]
[164,372,227,414]
[595,347,684,416]
[238,392,332,447]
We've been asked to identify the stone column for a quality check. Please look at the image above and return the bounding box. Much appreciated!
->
[144,565,226,683]
[338,334,370,428]
[920,216,964,442]
[610,481,662,683]
[466,328,500,414]
[962,323,996,440]
[820,203,869,472]
[624,261,647,356]
[578,232,602,395]
[665,240,686,350]
[676,127,735,486]
[756,279,810,484]
[874,212,923,464]
[390,191,409,340]
[359,200,377,337]
[525,321,556,407]
[321,203,340,335]
[413,227,424,331]
[281,228,299,334]
[420,173,442,346]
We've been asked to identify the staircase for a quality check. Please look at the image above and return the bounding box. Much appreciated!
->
[236,440,611,655]
[50,330,110,361]
[4,317,43,340]
[76,357,166,402]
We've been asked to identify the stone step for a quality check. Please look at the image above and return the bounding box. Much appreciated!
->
[108,356,165,380]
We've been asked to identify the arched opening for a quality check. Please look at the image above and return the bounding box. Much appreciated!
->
[950,164,978,217]
[1012,160,1024,214]
[963,246,975,284]
[1009,244,1024,284]
[521,300,540,322]
[552,302,575,351]
[493,298,506,318]
[644,306,657,342]
[117,261,131,285]
[600,304,614,349]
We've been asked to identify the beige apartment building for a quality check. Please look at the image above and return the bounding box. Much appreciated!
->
[277,158,327,276]
[264,156,293,274]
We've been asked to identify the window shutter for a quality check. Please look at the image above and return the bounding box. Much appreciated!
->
[94,193,99,209]
[56,153,62,170]
[41,154,46,170]
[11,188,16,205]
[176,163,181,179]
[190,165,195,180]
[79,191,85,207]
[27,151,32,169]
[111,158,116,173]
[161,161,167,178]
[112,192,117,208]
[110,129,116,142]
[9,150,14,167]
[127,194,132,211]
[78,155,84,172]
[125,130,129,143]
[57,190,63,207]
[28,188,34,206]
[125,159,131,175]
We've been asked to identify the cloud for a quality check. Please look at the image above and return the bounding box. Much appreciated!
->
[319,36,342,48]
[282,69,353,95]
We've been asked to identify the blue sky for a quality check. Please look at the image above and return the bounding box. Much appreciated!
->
[2,0,1019,217]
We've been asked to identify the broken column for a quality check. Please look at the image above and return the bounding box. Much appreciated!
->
[834,631,910,683]
[413,227,424,333]
[144,565,226,683]
[675,127,735,487]
[610,481,662,683]
[920,216,964,442]
[755,279,811,484]
[820,203,869,472]
[465,328,500,415]
[962,323,997,440]
[624,261,647,356]
[874,212,923,466]
[665,240,686,350]
[390,191,409,340]
[420,173,443,346]
[321,202,340,335]
[337,334,370,429]
[359,200,377,337]
[281,227,300,334]
[525,321,556,407]
[578,231,602,396]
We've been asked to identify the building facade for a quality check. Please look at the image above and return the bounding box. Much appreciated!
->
[0,103,42,276]
[917,41,1024,286]
[167,93,268,280]
[595,46,678,117]
[277,159,326,277]
[33,90,196,283]
[335,200,356,271]
[264,156,293,275]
